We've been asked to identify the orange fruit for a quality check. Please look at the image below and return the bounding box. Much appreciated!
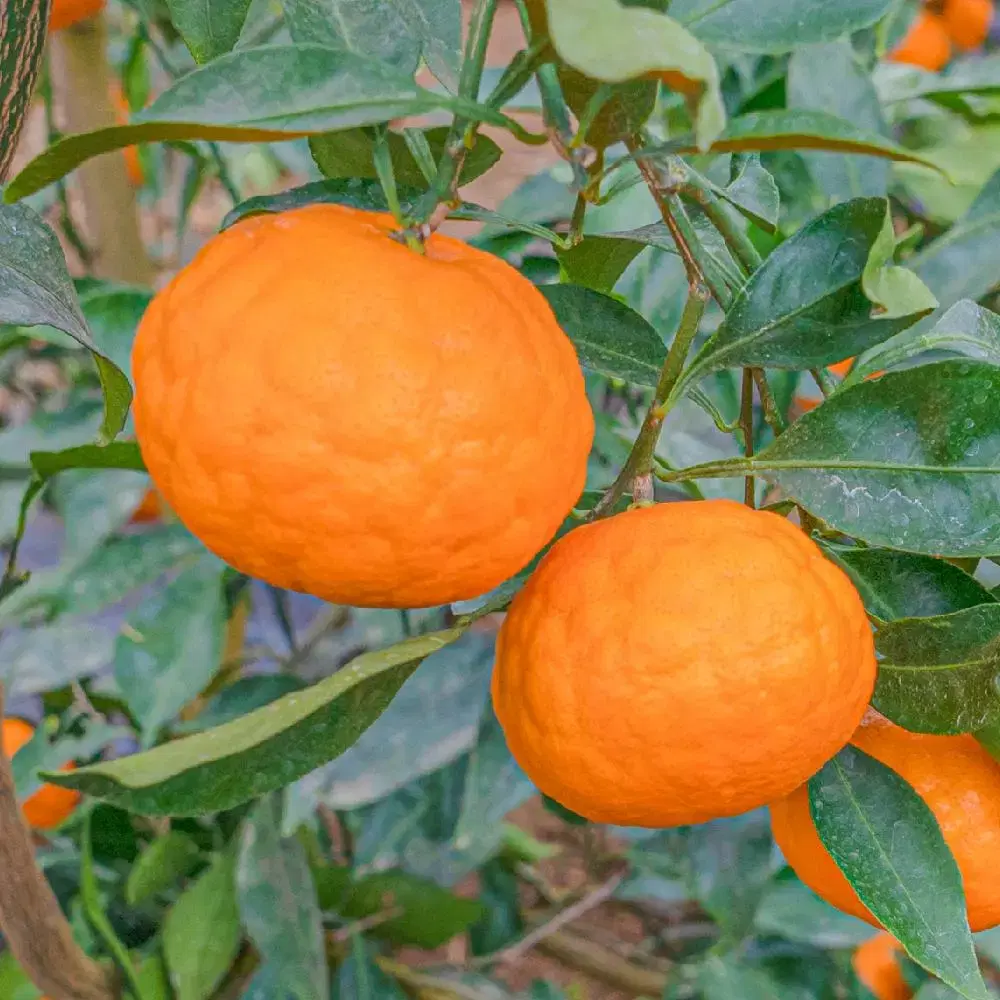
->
[828,359,854,379]
[48,0,104,31]
[888,12,952,70]
[2,719,80,830]
[492,500,876,827]
[132,204,594,609]
[853,934,912,1000]
[771,712,1000,932]
[110,83,144,187]
[943,0,993,49]
[129,486,163,524]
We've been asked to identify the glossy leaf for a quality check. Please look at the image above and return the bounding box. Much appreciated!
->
[114,555,226,742]
[874,605,1000,735]
[745,362,1000,557]
[787,40,889,202]
[175,675,306,734]
[45,628,466,815]
[809,747,989,1000]
[4,45,515,202]
[166,0,252,63]
[309,126,500,186]
[126,832,201,905]
[0,202,131,442]
[722,153,779,233]
[238,796,328,1000]
[672,0,896,54]
[163,852,242,1000]
[284,0,460,88]
[822,545,996,622]
[911,170,1000,313]
[540,284,666,386]
[30,441,145,478]
[678,199,935,385]
[342,870,486,948]
[545,0,725,148]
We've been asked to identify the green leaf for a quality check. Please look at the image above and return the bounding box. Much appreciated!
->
[697,955,784,1000]
[45,628,466,815]
[29,441,145,478]
[164,852,242,1000]
[557,236,647,294]
[873,605,1000,735]
[4,45,518,202]
[0,203,131,442]
[469,859,523,955]
[540,284,666,386]
[850,300,1000,385]
[545,0,726,149]
[0,622,115,698]
[787,40,889,202]
[911,169,1000,313]
[284,0,461,89]
[722,153,779,233]
[672,0,896,54]
[862,208,939,320]
[114,555,226,742]
[754,880,874,949]
[237,796,328,1000]
[125,831,201,905]
[341,870,486,948]
[809,746,990,1000]
[333,936,407,1000]
[662,109,946,172]
[678,199,935,385]
[166,0,253,63]
[745,361,1000,557]
[174,674,306,734]
[78,285,151,380]
[821,545,996,622]
[309,125,501,186]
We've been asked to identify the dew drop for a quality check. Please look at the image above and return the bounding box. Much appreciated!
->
[964,417,976,430]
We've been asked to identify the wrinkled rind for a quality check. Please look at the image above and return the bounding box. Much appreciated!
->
[132,204,594,608]
[771,714,1000,932]
[492,499,876,828]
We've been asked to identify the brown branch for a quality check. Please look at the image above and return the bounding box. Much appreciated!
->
[537,929,668,997]
[0,687,118,999]
[0,0,48,180]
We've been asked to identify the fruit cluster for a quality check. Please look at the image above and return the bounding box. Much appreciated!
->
[890,0,994,70]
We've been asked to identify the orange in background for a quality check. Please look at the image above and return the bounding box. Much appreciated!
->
[130,487,164,524]
[943,0,993,50]
[853,934,913,1000]
[111,83,144,187]
[2,719,80,830]
[888,12,952,70]
[48,0,104,32]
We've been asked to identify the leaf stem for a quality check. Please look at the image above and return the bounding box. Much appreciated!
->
[752,366,786,435]
[741,367,755,507]
[590,280,709,519]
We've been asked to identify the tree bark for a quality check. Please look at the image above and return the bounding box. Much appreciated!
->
[0,0,48,178]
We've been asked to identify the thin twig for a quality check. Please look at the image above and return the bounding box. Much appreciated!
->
[751,367,786,436]
[330,906,404,942]
[282,605,350,673]
[741,367,756,507]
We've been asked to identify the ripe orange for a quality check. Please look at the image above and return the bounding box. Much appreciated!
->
[943,0,993,49]
[132,204,594,609]
[492,500,876,827]
[771,712,1000,932]
[2,719,80,830]
[888,12,952,70]
[110,83,144,187]
[48,0,104,31]
[853,934,912,1000]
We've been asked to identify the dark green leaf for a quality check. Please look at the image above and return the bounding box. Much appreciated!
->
[678,199,935,384]
[342,870,486,949]
[174,674,306,734]
[540,284,666,386]
[809,746,989,1000]
[333,936,407,1000]
[545,0,726,148]
[309,125,501,186]
[672,0,896,54]
[746,361,1000,557]
[822,545,996,622]
[45,628,466,815]
[787,40,889,202]
[874,605,1000,734]
[722,153,779,233]
[556,237,647,294]
[78,285,151,379]
[237,796,328,999]
[469,859,523,955]
[754,880,874,948]
[4,46,516,202]
[163,852,242,1000]
[30,441,145,478]
[912,170,1000,313]
[284,0,460,88]
[125,832,201,905]
[0,202,131,442]
[166,0,252,63]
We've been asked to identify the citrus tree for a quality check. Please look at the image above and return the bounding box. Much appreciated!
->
[2,0,1000,998]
